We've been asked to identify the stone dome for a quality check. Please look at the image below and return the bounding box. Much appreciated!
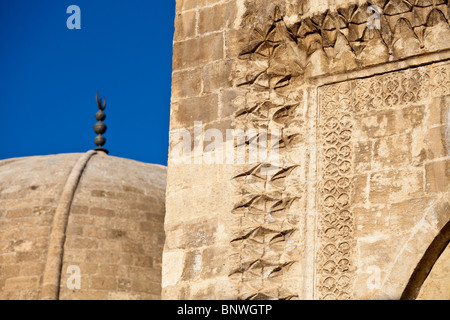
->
[0,151,166,300]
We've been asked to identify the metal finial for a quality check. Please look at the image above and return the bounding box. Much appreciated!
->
[93,91,109,154]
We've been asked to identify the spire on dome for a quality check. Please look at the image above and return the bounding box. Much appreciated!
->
[93,91,109,154]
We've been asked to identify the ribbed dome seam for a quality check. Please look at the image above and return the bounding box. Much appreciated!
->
[41,150,97,300]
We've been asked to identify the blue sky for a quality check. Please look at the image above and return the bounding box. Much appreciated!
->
[0,1,175,166]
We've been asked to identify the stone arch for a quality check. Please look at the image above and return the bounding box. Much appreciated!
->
[374,194,450,299]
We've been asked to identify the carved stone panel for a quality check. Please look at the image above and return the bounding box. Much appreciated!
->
[317,61,450,299]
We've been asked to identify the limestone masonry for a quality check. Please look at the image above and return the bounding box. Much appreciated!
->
[164,0,449,300]
[0,153,166,299]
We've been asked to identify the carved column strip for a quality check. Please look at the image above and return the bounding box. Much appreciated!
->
[317,82,356,300]
[229,87,304,300]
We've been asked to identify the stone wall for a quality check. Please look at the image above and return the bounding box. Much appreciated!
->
[0,154,79,299]
[59,154,166,300]
[164,0,244,300]
[164,0,449,300]
[317,62,449,300]
[0,153,166,300]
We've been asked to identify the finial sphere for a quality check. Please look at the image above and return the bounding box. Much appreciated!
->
[94,122,107,135]
[94,135,106,147]
[95,110,106,121]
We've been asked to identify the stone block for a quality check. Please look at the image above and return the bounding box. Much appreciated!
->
[5,208,32,219]
[90,277,117,291]
[372,133,412,170]
[174,10,197,42]
[354,140,372,172]
[370,169,423,204]
[173,33,224,70]
[181,0,197,11]
[5,276,38,291]
[170,94,219,130]
[425,160,449,193]
[203,60,232,93]
[198,2,236,34]
[172,67,202,100]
